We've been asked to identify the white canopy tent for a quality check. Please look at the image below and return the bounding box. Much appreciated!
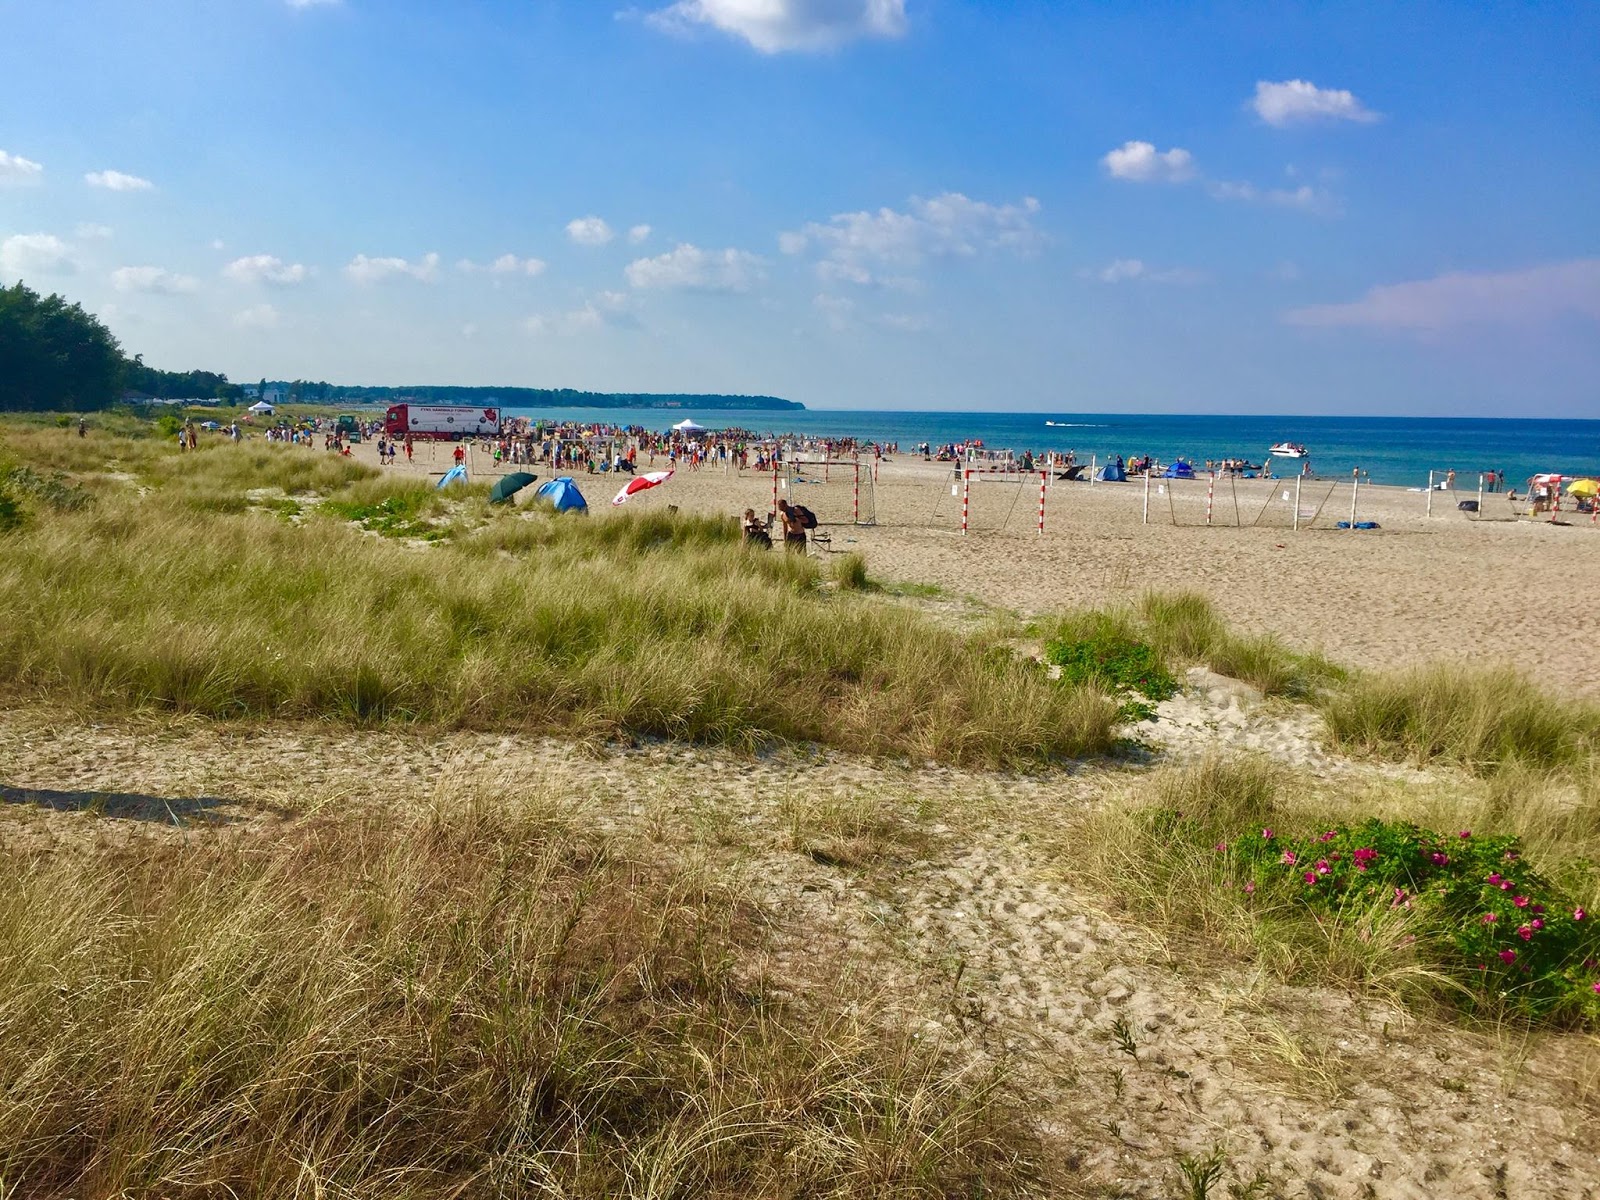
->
[671,418,706,434]
[248,400,275,415]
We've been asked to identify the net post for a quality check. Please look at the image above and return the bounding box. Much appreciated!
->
[1427,471,1435,518]
[1293,474,1302,531]
[853,458,860,525]
[1090,453,1097,486]
[1477,473,1485,521]
[771,463,779,519]
[1349,469,1360,530]
[1206,471,1215,526]
[962,469,971,536]
[1037,470,1046,535]
[1142,470,1150,525]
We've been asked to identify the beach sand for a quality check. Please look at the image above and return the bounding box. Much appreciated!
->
[363,438,1600,694]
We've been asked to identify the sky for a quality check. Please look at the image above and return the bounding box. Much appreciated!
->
[2,0,1597,416]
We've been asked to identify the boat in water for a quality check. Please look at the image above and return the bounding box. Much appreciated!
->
[1269,442,1309,459]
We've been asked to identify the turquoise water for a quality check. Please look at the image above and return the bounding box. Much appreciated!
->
[504,408,1600,490]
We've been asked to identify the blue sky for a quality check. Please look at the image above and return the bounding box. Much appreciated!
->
[2,0,1597,415]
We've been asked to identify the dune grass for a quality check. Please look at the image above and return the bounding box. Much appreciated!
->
[0,438,1120,765]
[0,792,1039,1198]
[1320,663,1600,776]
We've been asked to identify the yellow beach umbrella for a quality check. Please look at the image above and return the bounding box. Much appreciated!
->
[1567,478,1599,497]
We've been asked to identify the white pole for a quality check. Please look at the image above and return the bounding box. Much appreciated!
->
[1427,471,1434,518]
[1349,469,1360,530]
[1142,469,1151,525]
[1293,474,1303,532]
[1090,453,1097,485]
[1476,474,1485,522]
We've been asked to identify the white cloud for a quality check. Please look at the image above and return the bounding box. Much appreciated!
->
[223,254,309,286]
[85,169,154,192]
[111,265,198,294]
[566,216,614,246]
[628,224,653,244]
[211,239,226,251]
[645,0,907,54]
[1101,141,1196,183]
[1252,79,1379,128]
[0,233,75,278]
[1284,260,1600,332]
[781,192,1042,287]
[0,150,44,186]
[1207,179,1342,217]
[492,254,547,276]
[343,252,440,284]
[1086,258,1204,285]
[75,223,114,240]
[233,303,281,330]
[625,243,765,292]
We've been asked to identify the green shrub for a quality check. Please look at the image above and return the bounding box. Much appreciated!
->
[0,482,23,534]
[1204,816,1600,1023]
[834,551,870,591]
[1044,613,1177,721]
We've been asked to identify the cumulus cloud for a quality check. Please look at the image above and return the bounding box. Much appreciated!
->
[625,243,765,292]
[0,233,75,278]
[1101,141,1197,184]
[111,265,198,294]
[233,303,281,330]
[343,252,440,284]
[223,254,309,286]
[1252,79,1379,128]
[0,150,44,186]
[1087,259,1204,285]
[566,216,614,246]
[781,192,1042,287]
[1284,260,1600,332]
[85,169,154,192]
[526,290,640,336]
[457,254,547,276]
[645,0,907,54]
[628,224,653,245]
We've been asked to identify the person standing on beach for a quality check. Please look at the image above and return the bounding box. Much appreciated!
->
[777,500,807,553]
[1446,468,1457,490]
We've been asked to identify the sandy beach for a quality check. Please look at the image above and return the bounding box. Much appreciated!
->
[361,436,1600,695]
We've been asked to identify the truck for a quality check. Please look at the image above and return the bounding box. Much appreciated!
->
[383,404,501,441]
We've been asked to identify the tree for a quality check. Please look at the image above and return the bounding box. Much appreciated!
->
[0,282,125,411]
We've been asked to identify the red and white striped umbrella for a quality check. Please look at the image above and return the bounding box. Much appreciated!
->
[612,469,674,506]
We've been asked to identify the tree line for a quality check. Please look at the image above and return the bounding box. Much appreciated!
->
[0,281,245,411]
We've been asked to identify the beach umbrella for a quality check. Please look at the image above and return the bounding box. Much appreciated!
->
[612,469,674,506]
[1566,478,1598,497]
[488,471,539,505]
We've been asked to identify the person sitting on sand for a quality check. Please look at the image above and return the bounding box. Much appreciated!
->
[742,508,772,549]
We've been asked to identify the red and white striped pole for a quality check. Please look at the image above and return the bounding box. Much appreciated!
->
[1206,472,1215,526]
[961,469,971,536]
[1037,470,1046,534]
[771,463,779,519]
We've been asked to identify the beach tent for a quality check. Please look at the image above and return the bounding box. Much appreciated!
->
[1163,461,1196,479]
[671,418,706,434]
[436,464,467,489]
[248,400,275,415]
[1094,462,1126,482]
[488,471,539,505]
[534,476,587,513]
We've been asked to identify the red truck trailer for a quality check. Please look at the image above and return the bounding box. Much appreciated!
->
[383,404,501,440]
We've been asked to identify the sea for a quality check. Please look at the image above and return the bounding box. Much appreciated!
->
[502,408,1600,490]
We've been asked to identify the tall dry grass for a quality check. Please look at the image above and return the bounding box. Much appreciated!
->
[0,793,1038,1197]
[0,475,1118,766]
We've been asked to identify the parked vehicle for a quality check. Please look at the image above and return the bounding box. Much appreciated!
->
[383,404,501,440]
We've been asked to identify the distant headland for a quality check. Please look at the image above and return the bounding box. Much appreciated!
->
[310,386,804,412]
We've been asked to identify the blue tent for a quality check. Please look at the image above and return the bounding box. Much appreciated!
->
[535,476,588,513]
[1163,460,1196,479]
[1094,462,1126,482]
[436,464,467,489]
